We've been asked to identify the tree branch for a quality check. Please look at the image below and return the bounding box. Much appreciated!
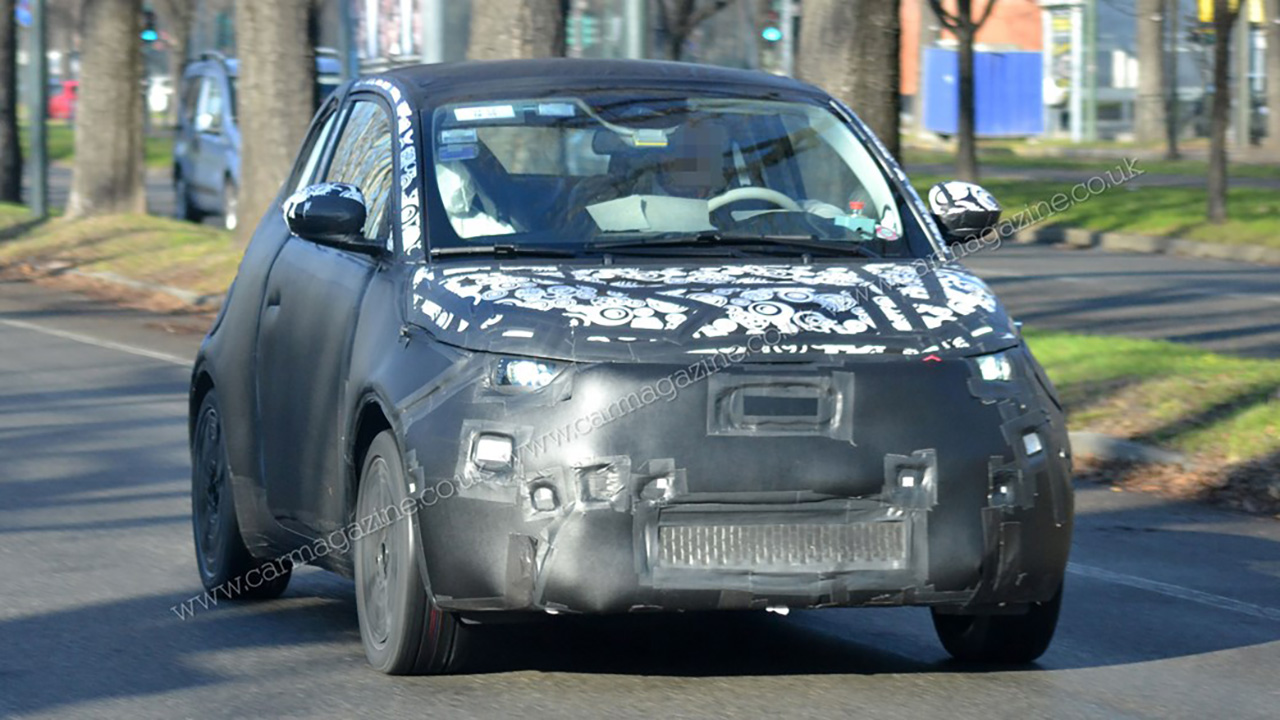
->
[927,0,961,33]
[974,0,1000,31]
[686,0,735,30]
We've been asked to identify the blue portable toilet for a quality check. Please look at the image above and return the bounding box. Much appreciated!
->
[923,48,1045,137]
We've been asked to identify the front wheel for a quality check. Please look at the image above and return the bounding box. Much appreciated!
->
[191,390,291,599]
[931,584,1063,664]
[355,431,469,674]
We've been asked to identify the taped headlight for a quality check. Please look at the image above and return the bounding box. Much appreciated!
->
[976,351,1013,382]
[495,358,562,389]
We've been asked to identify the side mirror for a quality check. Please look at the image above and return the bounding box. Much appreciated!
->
[927,181,1002,244]
[194,111,217,133]
[283,182,379,253]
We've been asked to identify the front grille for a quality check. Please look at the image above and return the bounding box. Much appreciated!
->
[656,521,908,571]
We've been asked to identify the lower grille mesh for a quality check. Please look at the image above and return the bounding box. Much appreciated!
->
[656,521,908,571]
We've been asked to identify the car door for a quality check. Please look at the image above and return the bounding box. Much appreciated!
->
[255,95,397,537]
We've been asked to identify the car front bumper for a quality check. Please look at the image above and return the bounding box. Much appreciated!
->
[396,348,1073,614]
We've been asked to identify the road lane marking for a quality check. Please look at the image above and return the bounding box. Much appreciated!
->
[0,318,191,367]
[1068,562,1280,623]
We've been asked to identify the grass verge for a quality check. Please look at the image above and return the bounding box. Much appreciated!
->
[913,174,1280,249]
[903,143,1280,181]
[0,204,238,296]
[1025,328,1280,514]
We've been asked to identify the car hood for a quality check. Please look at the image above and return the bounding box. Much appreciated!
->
[408,261,1019,362]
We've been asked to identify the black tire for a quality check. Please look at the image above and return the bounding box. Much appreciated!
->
[932,584,1063,664]
[355,431,469,675]
[191,390,291,599]
[175,176,205,223]
[221,179,239,232]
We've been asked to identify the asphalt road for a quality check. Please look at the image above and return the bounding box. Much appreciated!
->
[2,278,1279,719]
[962,243,1280,358]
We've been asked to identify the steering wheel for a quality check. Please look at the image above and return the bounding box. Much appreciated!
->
[707,186,802,213]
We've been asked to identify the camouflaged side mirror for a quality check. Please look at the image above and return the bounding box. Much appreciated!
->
[927,181,1002,244]
[283,182,377,252]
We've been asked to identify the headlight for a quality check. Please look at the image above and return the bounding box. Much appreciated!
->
[976,351,1013,382]
[495,358,562,389]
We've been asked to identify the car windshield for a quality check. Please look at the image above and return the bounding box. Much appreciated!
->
[426,93,933,259]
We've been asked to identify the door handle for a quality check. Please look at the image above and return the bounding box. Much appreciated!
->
[266,289,282,308]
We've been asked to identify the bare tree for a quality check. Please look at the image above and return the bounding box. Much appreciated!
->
[153,0,195,126]
[1267,0,1280,151]
[798,0,902,160]
[1164,0,1181,159]
[656,0,738,61]
[67,0,146,218]
[0,0,21,204]
[233,0,315,243]
[468,0,565,60]
[928,0,998,182]
[1207,0,1242,224]
[1136,0,1165,144]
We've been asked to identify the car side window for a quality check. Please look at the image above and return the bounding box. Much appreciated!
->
[180,78,202,127]
[195,77,225,133]
[325,100,395,241]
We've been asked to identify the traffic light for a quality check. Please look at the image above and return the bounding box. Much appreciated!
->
[567,14,600,48]
[761,3,781,42]
[141,8,158,43]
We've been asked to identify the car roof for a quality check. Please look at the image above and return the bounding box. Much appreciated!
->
[374,59,828,109]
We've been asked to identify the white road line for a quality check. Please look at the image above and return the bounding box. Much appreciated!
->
[0,318,191,367]
[1068,562,1280,623]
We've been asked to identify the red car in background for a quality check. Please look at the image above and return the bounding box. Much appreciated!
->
[49,80,78,121]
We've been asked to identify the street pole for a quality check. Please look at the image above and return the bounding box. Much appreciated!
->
[1083,0,1098,141]
[337,0,359,81]
[1070,3,1083,142]
[419,0,444,64]
[623,0,645,59]
[27,0,47,219]
[779,0,794,77]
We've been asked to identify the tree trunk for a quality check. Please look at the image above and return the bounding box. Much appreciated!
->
[156,0,194,127]
[234,0,315,244]
[1207,0,1237,224]
[797,0,902,160]
[1164,0,1180,159]
[0,0,21,204]
[467,0,565,60]
[1135,0,1165,144]
[67,0,146,218]
[1266,0,1280,151]
[956,22,977,181]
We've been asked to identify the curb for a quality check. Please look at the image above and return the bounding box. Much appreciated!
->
[10,261,225,309]
[1068,431,1193,469]
[66,269,225,309]
[1013,226,1280,265]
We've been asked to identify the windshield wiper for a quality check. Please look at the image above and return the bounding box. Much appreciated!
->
[429,244,578,260]
[588,232,882,259]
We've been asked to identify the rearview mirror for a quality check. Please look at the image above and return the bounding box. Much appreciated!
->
[927,181,1002,244]
[283,182,377,252]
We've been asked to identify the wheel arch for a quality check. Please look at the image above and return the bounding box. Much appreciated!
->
[189,362,216,446]
[348,392,396,519]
